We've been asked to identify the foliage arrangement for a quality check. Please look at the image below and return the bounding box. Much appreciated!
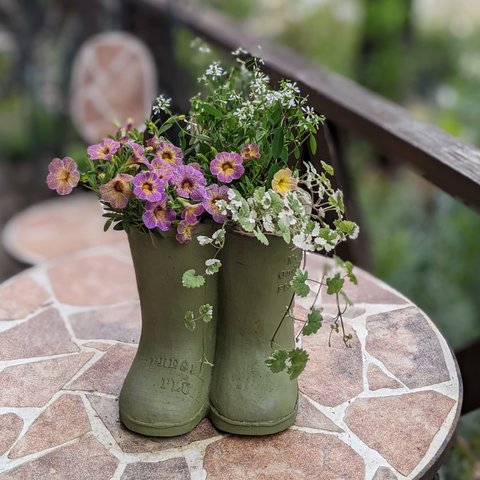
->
[46,49,359,378]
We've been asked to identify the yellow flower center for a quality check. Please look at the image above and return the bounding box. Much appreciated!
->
[221,162,234,174]
[142,182,153,193]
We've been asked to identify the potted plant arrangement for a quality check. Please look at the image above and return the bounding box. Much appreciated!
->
[46,49,359,437]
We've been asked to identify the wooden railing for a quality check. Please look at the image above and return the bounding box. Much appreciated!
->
[120,0,480,413]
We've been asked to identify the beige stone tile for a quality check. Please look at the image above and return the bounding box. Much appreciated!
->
[83,341,113,351]
[204,429,365,479]
[299,320,363,407]
[295,394,343,432]
[70,303,140,344]
[367,364,403,391]
[373,466,399,479]
[0,352,93,408]
[88,394,218,453]
[344,391,455,475]
[366,307,451,388]
[48,255,137,306]
[0,308,78,361]
[0,413,23,456]
[121,459,190,479]
[1,434,118,479]
[69,344,137,395]
[0,275,49,320]
[9,394,91,459]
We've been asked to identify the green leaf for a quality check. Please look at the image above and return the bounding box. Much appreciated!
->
[302,308,322,336]
[287,348,309,379]
[202,103,222,118]
[199,304,213,323]
[293,145,300,160]
[113,222,124,231]
[291,269,310,297]
[277,220,291,244]
[326,273,344,295]
[321,160,334,175]
[205,258,221,275]
[345,260,358,285]
[254,228,269,245]
[157,122,173,135]
[334,220,358,237]
[182,269,205,288]
[184,311,195,332]
[103,218,113,232]
[272,129,284,158]
[265,349,288,374]
[309,134,317,155]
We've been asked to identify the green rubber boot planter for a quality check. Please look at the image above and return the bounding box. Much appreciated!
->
[209,231,301,435]
[119,225,217,437]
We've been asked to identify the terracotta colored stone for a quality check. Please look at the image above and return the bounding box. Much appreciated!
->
[1,434,118,479]
[9,394,91,459]
[0,413,23,456]
[70,302,140,344]
[0,307,78,361]
[69,343,137,395]
[5,195,123,263]
[295,394,343,432]
[0,274,49,320]
[298,312,363,407]
[368,364,403,391]
[87,394,218,453]
[366,307,451,388]
[48,254,137,306]
[0,352,93,407]
[83,341,113,351]
[344,391,456,475]
[373,467,398,479]
[121,458,190,479]
[204,429,365,479]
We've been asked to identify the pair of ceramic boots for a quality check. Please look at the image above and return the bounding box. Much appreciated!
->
[119,226,301,437]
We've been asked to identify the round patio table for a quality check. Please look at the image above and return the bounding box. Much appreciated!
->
[0,245,461,479]
[2,193,126,265]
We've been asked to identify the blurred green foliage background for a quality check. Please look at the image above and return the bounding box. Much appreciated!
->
[0,0,479,476]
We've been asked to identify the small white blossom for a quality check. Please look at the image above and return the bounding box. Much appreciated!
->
[205,61,225,80]
[197,235,212,246]
[152,94,171,114]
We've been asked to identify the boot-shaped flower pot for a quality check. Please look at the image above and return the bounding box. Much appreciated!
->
[209,231,301,435]
[119,225,217,437]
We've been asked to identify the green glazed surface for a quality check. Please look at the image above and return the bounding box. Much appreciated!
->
[119,225,218,437]
[209,231,301,435]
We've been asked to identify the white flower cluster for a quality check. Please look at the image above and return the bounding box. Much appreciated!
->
[205,61,225,80]
[152,94,171,115]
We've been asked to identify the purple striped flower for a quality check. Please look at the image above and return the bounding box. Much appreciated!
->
[127,142,148,166]
[156,141,184,167]
[46,157,80,195]
[241,143,260,162]
[149,157,175,183]
[132,171,166,202]
[87,138,120,161]
[210,152,244,183]
[142,200,176,231]
[172,164,207,200]
[202,184,229,223]
[176,219,199,244]
[99,174,133,209]
[181,203,205,223]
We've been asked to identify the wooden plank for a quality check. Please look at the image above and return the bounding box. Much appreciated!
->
[124,0,480,211]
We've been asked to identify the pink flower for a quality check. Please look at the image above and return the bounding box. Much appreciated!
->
[146,134,161,154]
[156,141,184,166]
[172,164,207,200]
[176,219,199,244]
[149,157,175,183]
[87,138,121,161]
[241,143,260,162]
[142,199,176,231]
[132,171,166,202]
[202,184,229,223]
[99,174,133,209]
[181,203,205,223]
[127,143,148,166]
[210,152,244,183]
[46,157,80,195]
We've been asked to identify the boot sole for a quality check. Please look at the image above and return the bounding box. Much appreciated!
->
[120,406,206,437]
[208,401,298,436]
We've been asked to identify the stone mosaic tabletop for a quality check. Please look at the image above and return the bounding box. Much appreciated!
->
[0,243,461,479]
